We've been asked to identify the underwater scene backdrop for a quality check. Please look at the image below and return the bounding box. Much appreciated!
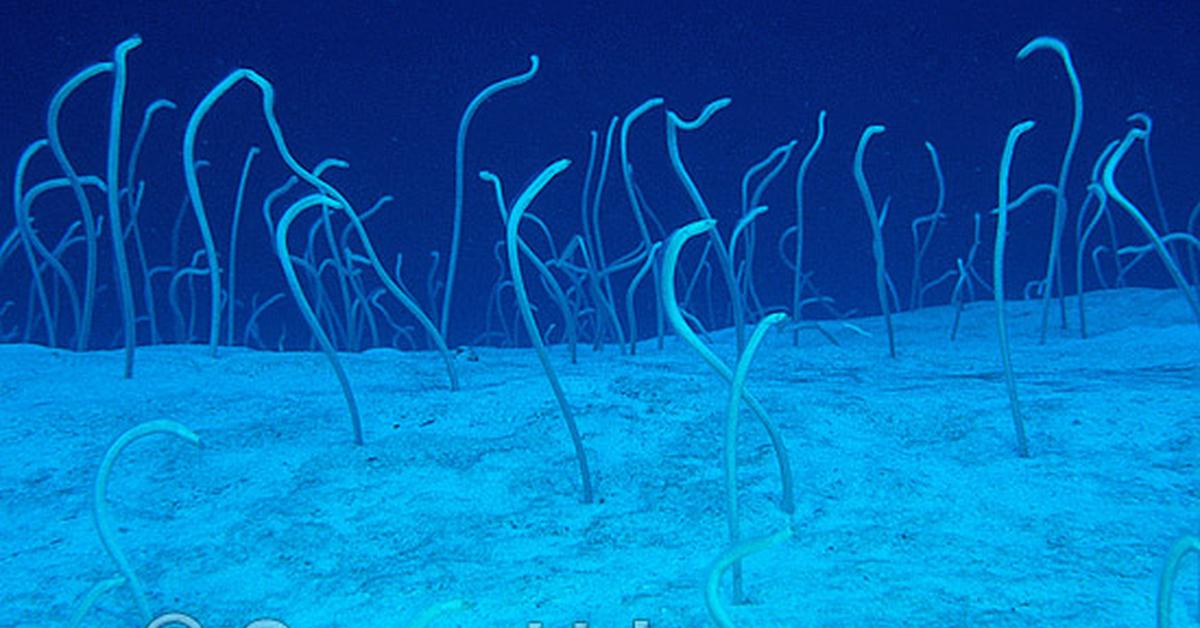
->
[0,1,1197,626]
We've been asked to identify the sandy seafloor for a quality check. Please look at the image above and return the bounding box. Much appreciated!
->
[1,287,1197,627]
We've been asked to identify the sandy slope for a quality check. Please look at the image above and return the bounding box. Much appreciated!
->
[0,287,1196,626]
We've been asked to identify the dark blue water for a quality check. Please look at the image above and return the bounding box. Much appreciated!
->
[0,0,1196,350]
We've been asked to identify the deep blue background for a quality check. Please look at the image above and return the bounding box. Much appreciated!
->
[0,1,1196,348]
